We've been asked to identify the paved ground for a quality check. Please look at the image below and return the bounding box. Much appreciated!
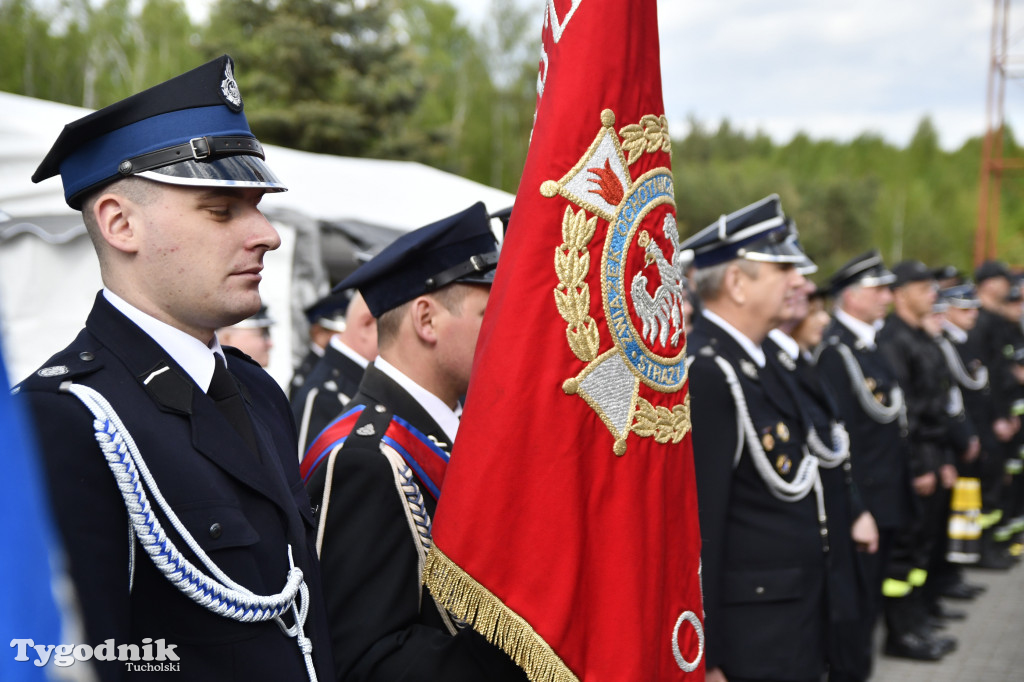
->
[870,562,1024,681]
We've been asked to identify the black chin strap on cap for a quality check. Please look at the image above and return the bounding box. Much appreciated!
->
[117,136,266,176]
[424,252,498,291]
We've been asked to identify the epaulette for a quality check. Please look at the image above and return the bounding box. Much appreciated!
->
[223,344,260,367]
[699,346,716,357]
[11,347,104,396]
[300,402,393,483]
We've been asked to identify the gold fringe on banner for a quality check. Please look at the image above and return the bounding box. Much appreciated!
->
[423,547,580,682]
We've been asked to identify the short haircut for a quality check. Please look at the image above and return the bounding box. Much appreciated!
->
[693,259,759,302]
[375,283,475,349]
[80,177,158,261]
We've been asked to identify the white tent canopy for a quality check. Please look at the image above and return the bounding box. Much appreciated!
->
[0,91,515,386]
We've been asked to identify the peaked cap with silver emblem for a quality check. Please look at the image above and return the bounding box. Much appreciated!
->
[682,194,806,269]
[32,55,285,209]
[828,249,896,295]
[334,202,499,317]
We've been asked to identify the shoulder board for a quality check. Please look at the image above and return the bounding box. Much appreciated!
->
[382,416,450,500]
[13,348,104,395]
[223,344,260,367]
[300,402,393,483]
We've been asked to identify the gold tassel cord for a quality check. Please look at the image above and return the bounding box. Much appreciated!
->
[423,547,580,682]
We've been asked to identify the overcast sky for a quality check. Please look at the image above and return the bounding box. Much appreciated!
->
[184,0,1015,151]
[453,0,1007,151]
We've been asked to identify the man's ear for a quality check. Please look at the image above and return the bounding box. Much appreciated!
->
[409,296,439,346]
[92,192,142,254]
[724,263,747,306]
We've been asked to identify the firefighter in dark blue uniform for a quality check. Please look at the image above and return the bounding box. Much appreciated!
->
[300,203,527,682]
[13,56,334,681]
[816,252,924,660]
[683,195,829,682]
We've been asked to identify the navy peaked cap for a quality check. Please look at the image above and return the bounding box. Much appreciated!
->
[682,194,805,269]
[334,202,498,317]
[939,283,981,309]
[890,259,934,288]
[829,249,895,295]
[304,289,354,329]
[33,55,285,210]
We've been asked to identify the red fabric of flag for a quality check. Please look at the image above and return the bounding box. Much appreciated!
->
[424,1,705,680]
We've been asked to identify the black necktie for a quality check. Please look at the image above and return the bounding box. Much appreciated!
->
[208,354,261,457]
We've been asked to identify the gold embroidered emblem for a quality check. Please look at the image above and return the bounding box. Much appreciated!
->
[874,391,886,405]
[762,433,775,452]
[865,377,877,392]
[550,109,687,456]
[776,422,790,442]
[775,454,792,475]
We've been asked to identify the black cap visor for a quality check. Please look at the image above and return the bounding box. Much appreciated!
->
[737,230,806,264]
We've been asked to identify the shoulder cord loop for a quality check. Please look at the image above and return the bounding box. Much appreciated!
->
[806,422,851,469]
[834,343,907,429]
[64,382,318,682]
[937,336,989,392]
[380,445,460,635]
[713,357,822,503]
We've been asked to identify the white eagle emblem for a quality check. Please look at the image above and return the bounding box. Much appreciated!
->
[631,213,687,347]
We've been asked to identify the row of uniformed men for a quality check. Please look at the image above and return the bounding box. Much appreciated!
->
[677,194,1024,682]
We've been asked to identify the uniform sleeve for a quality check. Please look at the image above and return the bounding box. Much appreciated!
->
[686,356,739,672]
[310,445,525,682]
[19,389,131,682]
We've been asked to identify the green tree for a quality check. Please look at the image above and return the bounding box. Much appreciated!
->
[203,0,425,157]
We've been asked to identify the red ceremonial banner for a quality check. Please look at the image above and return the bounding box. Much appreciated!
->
[423,1,705,681]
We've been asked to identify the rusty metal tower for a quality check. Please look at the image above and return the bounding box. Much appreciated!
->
[977,0,1024,264]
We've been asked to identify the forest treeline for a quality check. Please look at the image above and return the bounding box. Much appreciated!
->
[3,0,1021,278]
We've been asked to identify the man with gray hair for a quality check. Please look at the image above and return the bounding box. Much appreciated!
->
[684,195,827,682]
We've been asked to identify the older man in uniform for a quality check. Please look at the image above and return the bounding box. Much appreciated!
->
[816,251,921,660]
[299,203,526,681]
[684,195,829,682]
[13,56,333,680]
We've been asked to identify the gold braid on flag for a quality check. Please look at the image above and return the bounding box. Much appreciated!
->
[423,548,579,682]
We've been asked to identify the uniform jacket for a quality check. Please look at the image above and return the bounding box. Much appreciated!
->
[688,314,827,680]
[14,293,334,681]
[764,335,865,627]
[289,345,324,400]
[940,327,988,464]
[877,314,954,476]
[291,342,366,456]
[304,363,526,682]
[817,318,912,530]
[967,308,1020,420]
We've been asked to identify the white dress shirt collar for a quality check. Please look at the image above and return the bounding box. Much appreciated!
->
[373,356,460,444]
[103,289,224,392]
[329,335,371,369]
[768,328,801,360]
[835,308,878,350]
[701,309,766,367]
